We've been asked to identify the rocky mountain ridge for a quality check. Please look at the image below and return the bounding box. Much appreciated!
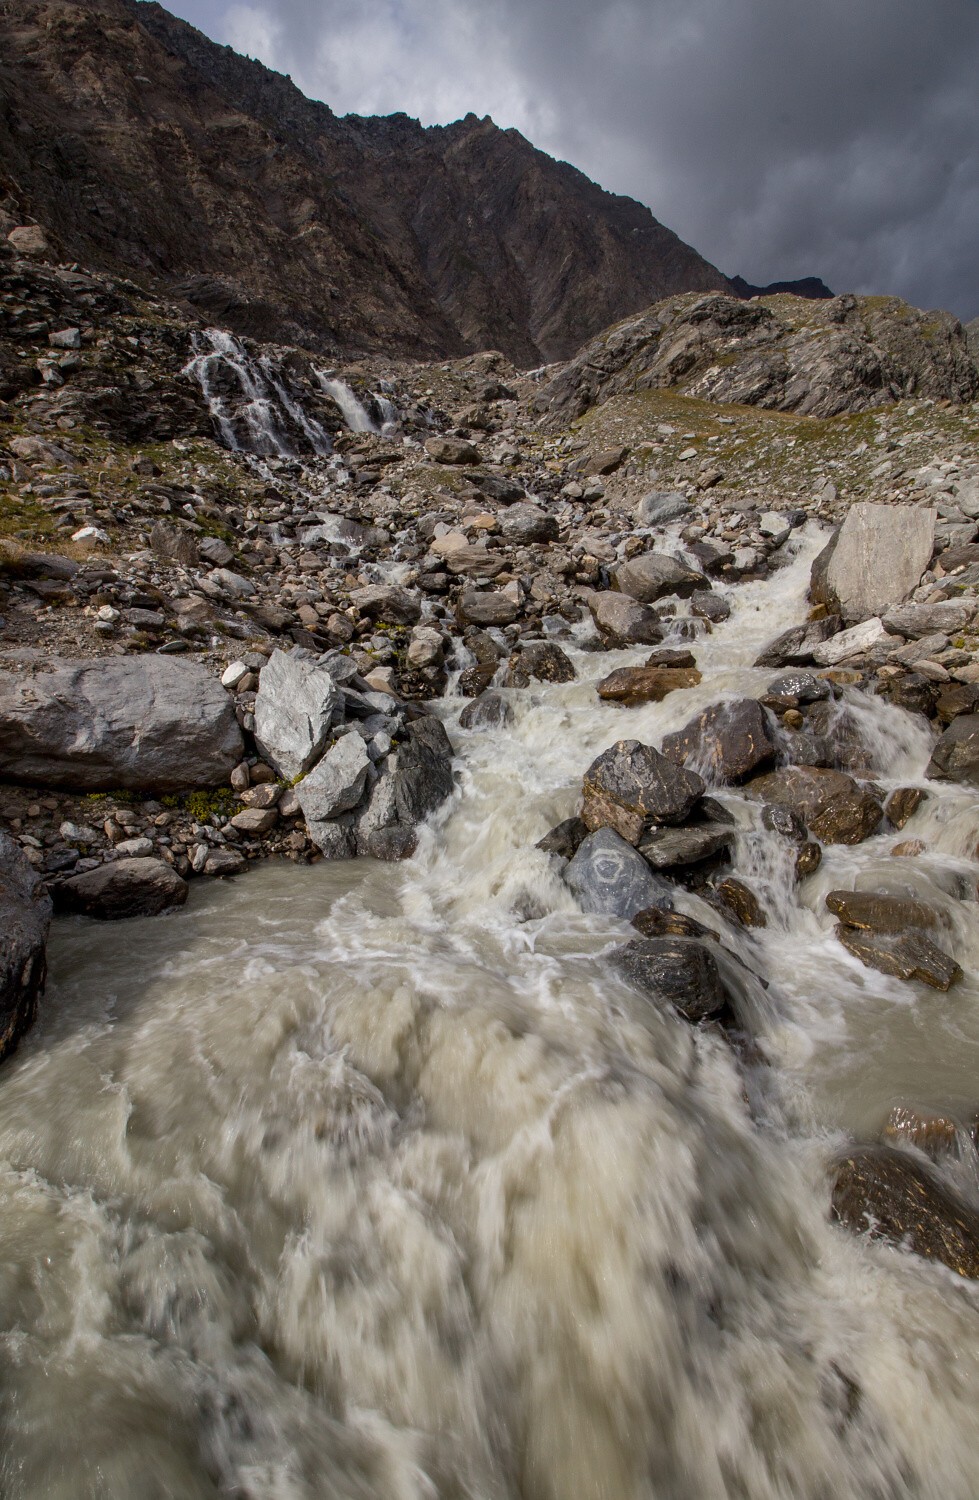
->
[0,0,744,365]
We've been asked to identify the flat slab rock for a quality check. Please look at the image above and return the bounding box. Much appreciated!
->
[0,831,51,1061]
[832,1146,979,1278]
[0,656,243,793]
[581,739,705,845]
[597,665,701,705]
[661,698,775,783]
[55,857,189,920]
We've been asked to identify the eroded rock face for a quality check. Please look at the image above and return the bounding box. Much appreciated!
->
[661,698,776,783]
[581,740,705,844]
[832,1146,979,1278]
[0,832,51,1062]
[810,503,936,624]
[55,857,189,919]
[0,656,243,792]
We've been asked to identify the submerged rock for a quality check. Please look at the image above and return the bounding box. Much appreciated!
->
[661,698,776,783]
[0,832,51,1061]
[0,656,243,792]
[563,828,667,919]
[832,1146,979,1278]
[835,924,961,989]
[826,888,940,934]
[56,857,189,919]
[611,936,727,1023]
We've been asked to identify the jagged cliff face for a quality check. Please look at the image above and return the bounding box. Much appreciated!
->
[0,0,734,364]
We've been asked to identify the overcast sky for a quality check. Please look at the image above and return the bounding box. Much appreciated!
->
[164,0,979,322]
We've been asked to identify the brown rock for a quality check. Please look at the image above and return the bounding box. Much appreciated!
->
[425,436,481,465]
[835,924,961,990]
[581,446,629,477]
[832,1146,979,1278]
[597,665,701,705]
[661,698,776,784]
[716,877,767,927]
[56,857,188,919]
[885,786,925,829]
[581,739,705,845]
[891,839,926,857]
[506,642,576,687]
[795,842,822,879]
[882,1106,962,1162]
[826,888,940,934]
[747,767,882,845]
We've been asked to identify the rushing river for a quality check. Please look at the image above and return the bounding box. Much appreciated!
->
[2,531,978,1498]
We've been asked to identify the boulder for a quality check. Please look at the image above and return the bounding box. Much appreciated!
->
[596,665,701,705]
[635,491,688,527]
[835,925,961,989]
[832,1146,979,1278]
[610,936,727,1023]
[690,591,731,624]
[0,833,51,1061]
[425,436,481,465]
[926,714,979,785]
[563,828,667,919]
[581,740,705,845]
[456,590,519,626]
[811,618,894,666]
[0,657,243,792]
[253,649,340,781]
[498,503,559,544]
[746,766,882,844]
[661,698,776,783]
[587,591,665,648]
[56,858,189,919]
[810,503,936,623]
[297,733,375,842]
[754,616,842,668]
[884,787,925,828]
[882,600,975,639]
[613,552,705,603]
[714,877,767,928]
[459,692,512,729]
[349,584,421,625]
[537,817,588,859]
[506,642,576,687]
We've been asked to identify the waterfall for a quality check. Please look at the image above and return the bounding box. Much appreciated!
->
[184,330,333,458]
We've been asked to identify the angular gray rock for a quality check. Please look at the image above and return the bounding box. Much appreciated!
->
[810,503,936,624]
[56,857,189,919]
[498,502,559,544]
[506,642,576,687]
[635,491,688,527]
[349,584,422,625]
[754,616,842,668]
[613,552,705,604]
[882,599,975,639]
[297,733,375,842]
[0,832,51,1061]
[587,591,665,648]
[926,713,979,786]
[563,828,668,920]
[581,739,705,844]
[355,716,455,858]
[456,590,519,626]
[636,823,735,869]
[253,649,340,780]
[459,691,512,730]
[0,656,243,792]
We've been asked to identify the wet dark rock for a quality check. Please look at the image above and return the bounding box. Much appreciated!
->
[0,832,51,1062]
[926,713,979,786]
[766,671,832,704]
[690,591,731,623]
[762,803,808,841]
[498,502,559,544]
[563,828,669,919]
[885,786,926,829]
[826,888,940,934]
[55,857,189,919]
[537,816,588,859]
[0,656,243,793]
[645,647,697,669]
[661,698,776,784]
[835,925,961,989]
[754,616,842,668]
[795,842,823,879]
[880,672,939,718]
[459,691,512,729]
[611,936,727,1023]
[596,664,701,705]
[631,907,717,942]
[613,552,705,603]
[506,642,575,687]
[581,739,705,845]
[746,766,883,845]
[882,1105,963,1163]
[832,1146,979,1278]
[636,823,734,870]
[353,716,455,859]
[715,877,767,928]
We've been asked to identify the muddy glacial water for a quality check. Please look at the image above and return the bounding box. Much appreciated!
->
[2,529,978,1498]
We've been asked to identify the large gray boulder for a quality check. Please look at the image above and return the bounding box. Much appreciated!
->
[587,591,665,648]
[0,656,243,792]
[0,832,51,1061]
[55,858,189,919]
[810,503,936,624]
[253,649,340,780]
[563,828,668,919]
[613,552,705,604]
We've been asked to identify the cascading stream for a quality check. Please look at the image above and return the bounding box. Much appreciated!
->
[1,530,978,1498]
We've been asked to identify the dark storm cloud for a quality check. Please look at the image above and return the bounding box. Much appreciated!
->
[166,0,979,320]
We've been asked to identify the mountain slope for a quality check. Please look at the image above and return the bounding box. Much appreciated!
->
[0,0,736,363]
